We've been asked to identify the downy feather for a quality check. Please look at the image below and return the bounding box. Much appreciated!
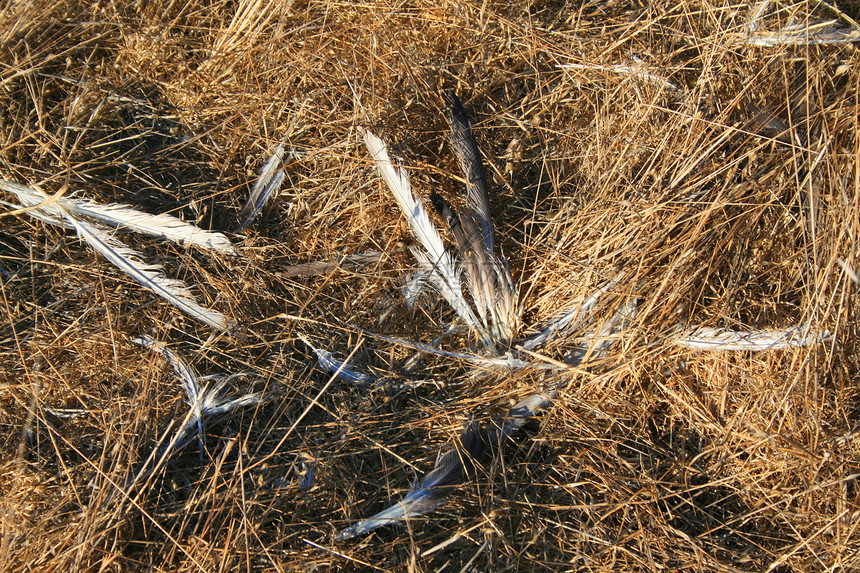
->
[677,323,831,351]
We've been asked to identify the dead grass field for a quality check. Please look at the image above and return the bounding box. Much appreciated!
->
[1,0,859,571]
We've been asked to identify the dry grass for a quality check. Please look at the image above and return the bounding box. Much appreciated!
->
[1,0,859,571]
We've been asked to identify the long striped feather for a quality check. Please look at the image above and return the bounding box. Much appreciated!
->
[442,93,518,345]
[66,213,236,332]
[677,324,830,351]
[445,91,494,252]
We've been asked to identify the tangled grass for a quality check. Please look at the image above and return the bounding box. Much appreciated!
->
[1,1,858,571]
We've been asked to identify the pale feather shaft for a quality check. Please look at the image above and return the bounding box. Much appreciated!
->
[677,324,830,351]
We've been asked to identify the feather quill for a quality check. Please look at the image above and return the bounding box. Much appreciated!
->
[239,141,288,230]
[677,323,830,351]
[2,180,239,255]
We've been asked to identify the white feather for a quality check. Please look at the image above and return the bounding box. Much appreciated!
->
[364,131,485,341]
[3,180,237,331]
[66,212,236,332]
[677,324,831,351]
[1,180,67,225]
[64,200,239,255]
[132,335,265,456]
[2,180,239,255]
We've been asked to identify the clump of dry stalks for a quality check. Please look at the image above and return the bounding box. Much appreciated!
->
[1,1,858,571]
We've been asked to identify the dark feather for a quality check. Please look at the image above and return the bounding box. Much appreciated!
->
[335,422,487,541]
[445,90,494,253]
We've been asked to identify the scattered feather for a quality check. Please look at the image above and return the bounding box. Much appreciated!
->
[491,392,556,440]
[2,180,239,255]
[68,214,236,332]
[335,422,487,541]
[336,390,556,541]
[744,24,860,46]
[364,130,485,343]
[677,323,831,351]
[132,335,265,457]
[565,297,637,366]
[297,333,378,386]
[239,140,290,230]
[559,61,680,91]
[522,277,620,352]
[65,200,239,255]
[3,181,237,332]
[277,250,383,278]
[358,328,539,371]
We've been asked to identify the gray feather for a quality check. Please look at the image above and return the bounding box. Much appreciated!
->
[238,141,288,230]
[445,91,493,253]
[335,422,486,541]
